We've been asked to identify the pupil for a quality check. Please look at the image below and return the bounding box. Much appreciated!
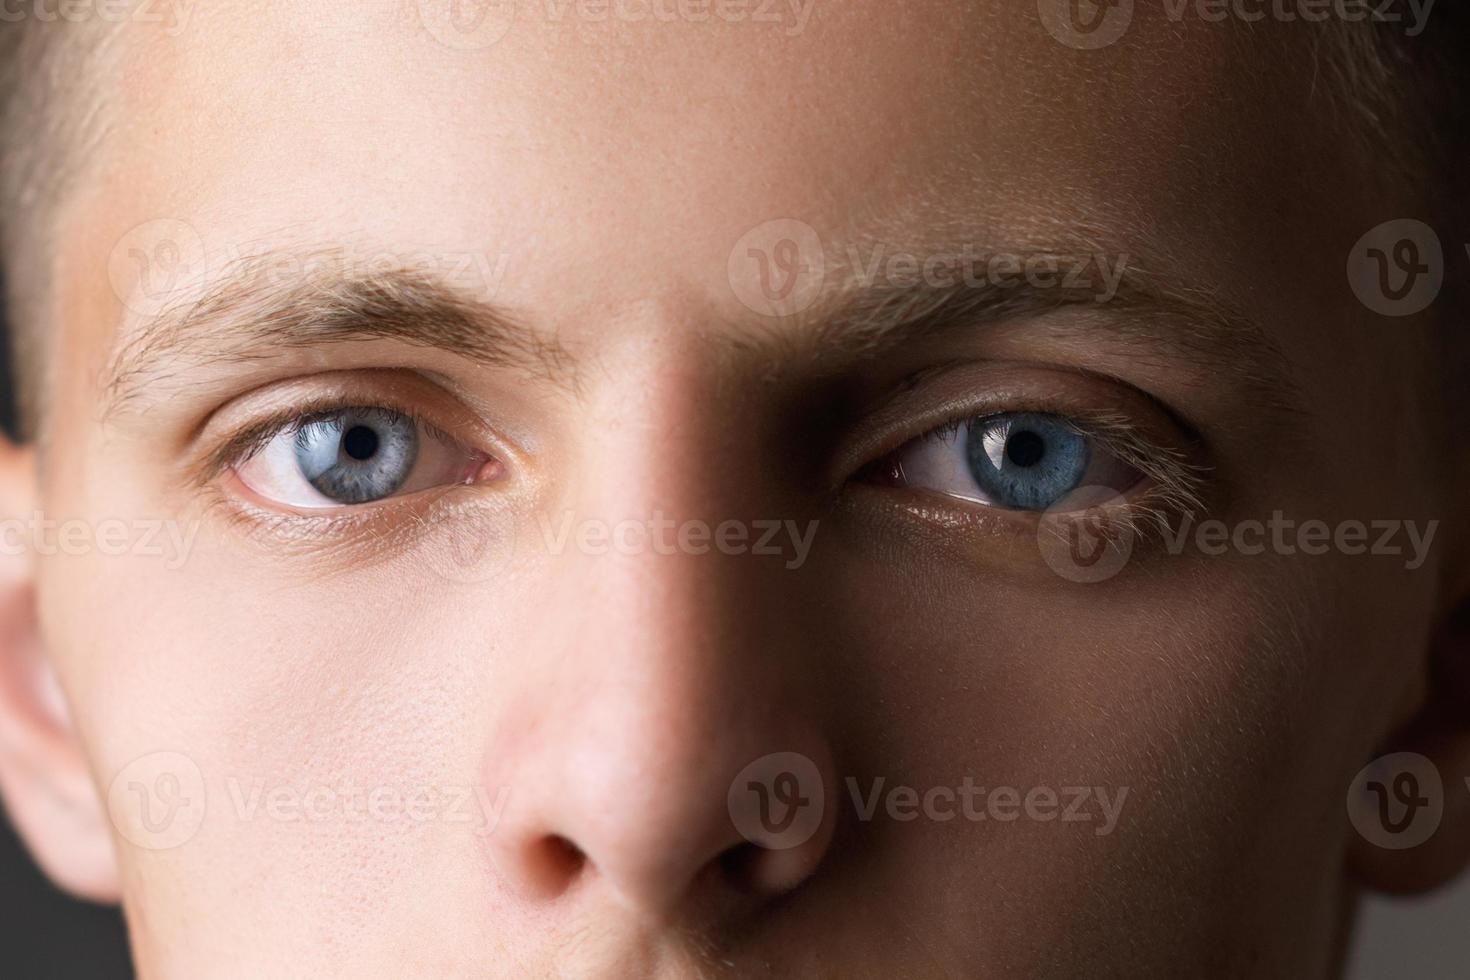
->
[343,425,380,462]
[1005,429,1046,468]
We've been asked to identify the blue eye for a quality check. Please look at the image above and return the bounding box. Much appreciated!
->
[234,405,493,510]
[965,413,1090,510]
[295,409,420,504]
[879,410,1143,513]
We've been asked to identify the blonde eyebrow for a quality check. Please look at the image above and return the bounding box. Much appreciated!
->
[100,241,1306,427]
[102,256,577,420]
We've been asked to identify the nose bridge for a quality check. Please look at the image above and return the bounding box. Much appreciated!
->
[552,310,780,715]
[482,317,835,917]
[526,460,789,905]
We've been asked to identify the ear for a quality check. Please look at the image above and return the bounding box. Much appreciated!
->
[0,437,119,903]
[1345,587,1470,896]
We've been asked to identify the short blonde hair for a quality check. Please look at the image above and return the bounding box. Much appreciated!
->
[0,17,117,439]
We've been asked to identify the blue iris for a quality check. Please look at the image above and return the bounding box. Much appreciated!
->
[294,408,419,504]
[965,412,1090,510]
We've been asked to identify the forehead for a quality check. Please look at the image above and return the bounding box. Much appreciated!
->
[66,0,1373,374]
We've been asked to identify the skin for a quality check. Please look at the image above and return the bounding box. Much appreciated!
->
[1,2,1469,977]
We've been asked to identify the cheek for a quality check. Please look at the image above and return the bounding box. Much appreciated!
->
[816,527,1421,954]
[37,523,532,959]
[30,432,1439,973]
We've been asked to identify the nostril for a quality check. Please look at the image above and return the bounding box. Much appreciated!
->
[718,840,818,897]
[718,841,764,889]
[717,835,830,898]
[521,835,587,899]
[542,834,587,876]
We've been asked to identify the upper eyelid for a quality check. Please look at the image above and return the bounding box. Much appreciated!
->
[842,353,1215,476]
[194,400,460,487]
[891,407,1209,523]
[915,410,1158,483]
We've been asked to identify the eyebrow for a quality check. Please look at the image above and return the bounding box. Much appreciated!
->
[743,248,1306,417]
[102,242,1304,422]
[102,255,575,419]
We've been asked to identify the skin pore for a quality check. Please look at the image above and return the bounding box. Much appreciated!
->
[2,2,1470,977]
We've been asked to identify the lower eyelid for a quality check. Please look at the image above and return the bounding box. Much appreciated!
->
[837,478,1190,585]
[214,466,493,531]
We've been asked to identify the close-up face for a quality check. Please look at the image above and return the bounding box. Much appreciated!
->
[1,1,1468,977]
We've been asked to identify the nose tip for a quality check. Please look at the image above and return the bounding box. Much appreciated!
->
[487,744,836,921]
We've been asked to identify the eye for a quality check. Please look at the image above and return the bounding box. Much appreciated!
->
[234,407,494,509]
[873,411,1145,512]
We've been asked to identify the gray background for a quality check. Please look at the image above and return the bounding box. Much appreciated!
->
[0,313,1465,977]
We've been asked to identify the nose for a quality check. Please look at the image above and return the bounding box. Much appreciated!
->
[482,539,837,922]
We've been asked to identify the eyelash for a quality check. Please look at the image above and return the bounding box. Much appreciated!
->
[194,397,464,488]
[194,381,1208,552]
[867,405,1208,537]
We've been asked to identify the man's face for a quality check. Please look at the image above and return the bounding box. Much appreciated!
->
[6,1,1460,976]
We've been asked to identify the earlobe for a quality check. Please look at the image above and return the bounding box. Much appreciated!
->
[0,438,120,903]
[1346,601,1470,896]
